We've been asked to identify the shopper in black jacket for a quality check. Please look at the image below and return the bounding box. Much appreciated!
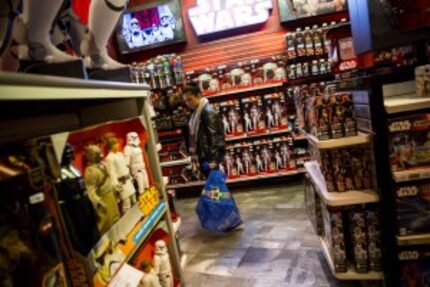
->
[182,84,226,177]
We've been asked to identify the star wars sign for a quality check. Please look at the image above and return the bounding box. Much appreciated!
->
[188,0,273,36]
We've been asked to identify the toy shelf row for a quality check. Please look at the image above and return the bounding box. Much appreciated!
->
[304,161,380,207]
[383,81,430,114]
[167,168,306,189]
[319,237,384,281]
[299,128,372,150]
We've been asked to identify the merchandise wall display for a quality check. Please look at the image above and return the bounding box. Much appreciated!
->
[0,73,184,287]
[278,0,347,23]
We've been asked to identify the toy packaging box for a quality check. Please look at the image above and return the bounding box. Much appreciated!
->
[286,32,297,60]
[250,59,264,86]
[388,113,430,172]
[230,61,253,89]
[340,149,356,191]
[321,150,336,192]
[217,64,232,91]
[304,175,324,236]
[240,144,257,176]
[196,68,219,96]
[321,203,347,273]
[330,150,346,192]
[307,93,331,140]
[263,93,290,131]
[219,100,245,138]
[394,181,430,236]
[399,246,430,287]
[241,96,266,135]
[366,205,382,272]
[223,149,237,178]
[348,206,369,273]
[325,85,344,139]
[254,142,275,173]
[232,146,247,178]
[338,92,357,137]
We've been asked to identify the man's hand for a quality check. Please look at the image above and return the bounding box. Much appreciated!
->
[209,161,218,169]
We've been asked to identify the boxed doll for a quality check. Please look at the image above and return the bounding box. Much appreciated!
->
[217,64,232,91]
[321,203,347,273]
[219,100,245,138]
[366,205,382,272]
[308,93,331,140]
[388,113,430,172]
[230,61,253,88]
[241,96,266,135]
[325,85,344,139]
[338,92,357,137]
[348,206,369,273]
[394,181,430,236]
[263,93,289,131]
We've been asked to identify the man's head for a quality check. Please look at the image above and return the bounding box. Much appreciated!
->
[182,83,202,110]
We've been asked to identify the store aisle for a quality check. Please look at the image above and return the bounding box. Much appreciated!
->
[176,183,370,287]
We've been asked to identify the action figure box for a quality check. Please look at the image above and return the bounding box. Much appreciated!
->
[273,141,288,171]
[240,145,257,176]
[223,150,236,178]
[348,206,369,273]
[196,68,220,96]
[394,181,430,236]
[217,64,232,91]
[219,100,245,138]
[398,246,430,287]
[321,203,347,273]
[388,113,430,172]
[340,149,356,191]
[171,106,190,128]
[320,150,336,193]
[304,175,324,236]
[252,56,287,85]
[263,93,289,131]
[241,96,266,135]
[350,147,373,190]
[286,32,297,60]
[338,92,357,137]
[325,85,344,139]
[233,146,247,178]
[330,150,346,192]
[230,61,253,89]
[307,93,331,140]
[254,142,275,174]
[366,205,382,272]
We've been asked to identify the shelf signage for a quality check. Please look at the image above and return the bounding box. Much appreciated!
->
[188,0,273,36]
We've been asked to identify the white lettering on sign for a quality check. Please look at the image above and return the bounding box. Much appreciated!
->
[389,120,412,132]
[397,186,419,197]
[188,0,273,36]
[399,251,419,261]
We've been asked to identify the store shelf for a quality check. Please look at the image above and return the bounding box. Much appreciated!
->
[167,169,305,189]
[286,73,335,87]
[397,233,430,246]
[319,237,383,280]
[172,217,181,234]
[384,93,430,114]
[124,201,167,262]
[226,129,293,142]
[299,129,372,149]
[393,167,430,183]
[0,71,150,100]
[204,82,284,99]
[305,161,379,206]
[160,157,192,168]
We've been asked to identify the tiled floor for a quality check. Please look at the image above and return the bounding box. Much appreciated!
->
[176,182,381,287]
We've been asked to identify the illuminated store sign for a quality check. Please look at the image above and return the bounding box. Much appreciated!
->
[188,0,273,36]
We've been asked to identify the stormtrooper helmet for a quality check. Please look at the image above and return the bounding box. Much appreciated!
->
[126,132,140,146]
[158,5,174,26]
[155,239,167,254]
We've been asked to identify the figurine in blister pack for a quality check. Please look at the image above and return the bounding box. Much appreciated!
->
[124,132,150,194]
[209,79,219,92]
[275,151,283,170]
[153,240,173,287]
[222,114,231,135]
[241,72,252,86]
[228,108,240,134]
[262,147,271,171]
[274,67,286,81]
[236,155,244,175]
[244,111,253,133]
[84,145,121,234]
[305,27,314,56]
[224,151,234,176]
[106,137,137,213]
[230,66,245,87]
[263,62,278,82]
[250,105,260,131]
[256,154,264,173]
[286,32,297,59]
[242,149,253,174]
[266,107,275,128]
[197,72,213,94]
[295,28,306,57]
[281,143,290,167]
[296,63,304,78]
[313,25,324,56]
[272,100,282,127]
[288,64,296,80]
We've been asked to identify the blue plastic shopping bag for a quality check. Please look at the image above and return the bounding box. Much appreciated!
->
[196,170,242,232]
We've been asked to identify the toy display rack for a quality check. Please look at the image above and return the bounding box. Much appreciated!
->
[304,161,380,206]
[319,237,384,280]
[0,71,185,287]
[298,128,372,149]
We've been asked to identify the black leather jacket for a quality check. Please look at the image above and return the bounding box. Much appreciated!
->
[196,104,226,164]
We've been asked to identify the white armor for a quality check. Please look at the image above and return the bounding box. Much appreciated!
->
[153,240,173,287]
[124,132,150,194]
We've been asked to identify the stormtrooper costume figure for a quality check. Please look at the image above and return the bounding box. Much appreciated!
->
[222,114,231,134]
[236,156,244,175]
[105,137,137,213]
[242,150,252,174]
[14,0,128,70]
[275,151,283,170]
[127,17,146,48]
[124,132,150,194]
[262,148,271,171]
[250,106,259,130]
[224,152,234,176]
[158,5,175,41]
[228,109,238,133]
[280,143,290,167]
[255,154,263,172]
[243,111,253,133]
[153,240,173,287]
[266,107,275,128]
[272,101,282,127]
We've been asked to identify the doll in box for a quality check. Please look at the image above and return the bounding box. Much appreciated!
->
[250,105,262,132]
[280,143,290,168]
[242,148,254,175]
[266,107,275,128]
[235,155,245,175]
[153,240,173,287]
[84,145,120,234]
[222,114,231,135]
[243,111,253,133]
[224,151,234,177]
[275,150,283,170]
[124,132,150,194]
[261,146,272,171]
[106,137,137,213]
[230,66,245,88]
[256,154,264,173]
